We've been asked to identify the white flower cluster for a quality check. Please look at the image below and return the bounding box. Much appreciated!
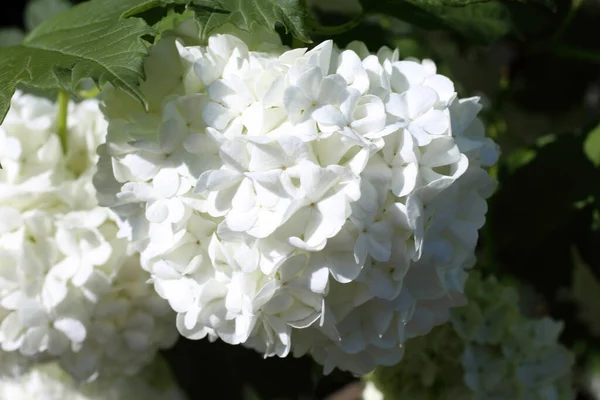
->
[94,22,498,374]
[456,275,574,400]
[0,91,177,381]
[364,273,575,400]
[0,91,102,212]
[0,356,186,400]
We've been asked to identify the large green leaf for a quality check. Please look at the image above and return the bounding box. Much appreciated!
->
[24,0,73,32]
[0,0,312,125]
[154,0,311,42]
[361,0,513,43]
[0,0,157,124]
[202,0,310,42]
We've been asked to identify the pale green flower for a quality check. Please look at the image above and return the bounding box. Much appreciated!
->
[364,273,575,400]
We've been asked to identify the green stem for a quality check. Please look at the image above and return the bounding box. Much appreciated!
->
[311,16,363,36]
[57,89,69,154]
[78,86,100,99]
[306,12,364,37]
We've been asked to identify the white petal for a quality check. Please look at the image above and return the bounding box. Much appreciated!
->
[42,275,68,309]
[145,200,169,223]
[394,61,428,85]
[312,105,346,127]
[18,300,48,327]
[424,74,455,105]
[391,163,418,197]
[117,153,161,181]
[327,252,363,283]
[152,168,181,198]
[54,318,87,344]
[305,40,333,75]
[21,326,48,355]
[202,101,236,130]
[195,169,240,193]
[318,75,349,106]
[283,87,312,118]
[354,234,368,265]
[418,109,449,135]
[403,86,438,120]
[0,312,23,344]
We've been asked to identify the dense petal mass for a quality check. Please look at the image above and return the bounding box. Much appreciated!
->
[95,22,499,375]
[0,92,177,382]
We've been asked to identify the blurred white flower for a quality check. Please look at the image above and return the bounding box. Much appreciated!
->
[95,21,498,374]
[0,92,177,381]
[0,356,186,400]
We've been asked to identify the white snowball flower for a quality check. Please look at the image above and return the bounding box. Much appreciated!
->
[0,92,64,211]
[0,91,177,381]
[0,206,177,382]
[95,21,499,375]
[0,92,107,212]
[0,357,187,400]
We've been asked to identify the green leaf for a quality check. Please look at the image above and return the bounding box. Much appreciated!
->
[438,2,512,43]
[171,0,311,42]
[0,0,312,126]
[126,0,312,41]
[0,0,157,124]
[24,0,73,32]
[361,0,512,43]
[154,8,200,43]
[0,28,25,47]
[584,122,600,167]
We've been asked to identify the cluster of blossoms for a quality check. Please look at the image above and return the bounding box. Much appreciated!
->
[0,356,186,400]
[364,273,575,399]
[94,20,499,374]
[0,91,177,381]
